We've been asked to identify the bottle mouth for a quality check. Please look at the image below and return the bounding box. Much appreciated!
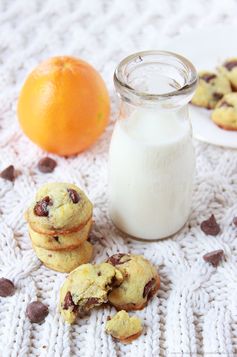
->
[114,50,198,107]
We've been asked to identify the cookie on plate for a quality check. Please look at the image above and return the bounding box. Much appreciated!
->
[29,218,92,250]
[211,93,237,130]
[107,254,160,311]
[60,263,124,324]
[219,58,237,90]
[191,71,231,109]
[33,240,93,273]
[105,310,143,344]
[25,182,93,235]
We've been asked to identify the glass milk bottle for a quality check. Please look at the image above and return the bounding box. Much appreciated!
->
[108,51,198,241]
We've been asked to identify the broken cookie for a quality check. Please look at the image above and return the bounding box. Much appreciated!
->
[107,254,160,311]
[59,263,123,324]
[105,310,142,343]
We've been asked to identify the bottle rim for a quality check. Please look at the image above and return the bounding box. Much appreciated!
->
[114,50,198,104]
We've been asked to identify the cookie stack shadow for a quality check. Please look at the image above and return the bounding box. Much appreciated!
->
[25,183,94,273]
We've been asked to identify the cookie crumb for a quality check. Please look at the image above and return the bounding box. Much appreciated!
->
[105,310,142,343]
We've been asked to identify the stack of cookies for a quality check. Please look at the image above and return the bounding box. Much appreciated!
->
[25,182,93,273]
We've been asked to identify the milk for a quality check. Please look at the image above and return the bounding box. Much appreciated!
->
[108,108,195,240]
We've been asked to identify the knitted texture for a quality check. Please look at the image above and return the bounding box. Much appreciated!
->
[1,0,237,356]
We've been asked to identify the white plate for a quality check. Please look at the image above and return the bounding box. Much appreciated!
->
[163,25,237,149]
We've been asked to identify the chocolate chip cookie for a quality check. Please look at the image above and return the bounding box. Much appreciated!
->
[25,182,93,235]
[219,58,237,90]
[105,310,143,343]
[29,218,92,250]
[107,254,160,311]
[191,71,231,109]
[211,93,237,130]
[33,240,93,273]
[60,263,123,324]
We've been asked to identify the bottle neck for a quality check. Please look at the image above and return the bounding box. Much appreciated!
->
[114,50,198,109]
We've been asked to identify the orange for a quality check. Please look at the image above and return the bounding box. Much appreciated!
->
[17,56,110,156]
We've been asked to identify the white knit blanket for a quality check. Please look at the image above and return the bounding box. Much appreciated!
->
[1,1,237,356]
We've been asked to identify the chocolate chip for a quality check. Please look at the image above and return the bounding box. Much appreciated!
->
[84,297,99,309]
[200,73,216,83]
[107,253,130,266]
[0,165,15,182]
[143,278,156,299]
[219,101,233,108]
[67,188,80,203]
[97,271,101,276]
[34,196,52,217]
[109,275,119,288]
[224,60,237,71]
[213,92,223,101]
[233,217,237,226]
[107,316,111,321]
[63,291,77,312]
[200,214,220,236]
[0,278,15,297]
[37,157,57,173]
[26,301,49,323]
[53,236,59,243]
[203,249,224,267]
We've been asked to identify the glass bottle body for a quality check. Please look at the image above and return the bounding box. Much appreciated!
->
[109,51,198,240]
